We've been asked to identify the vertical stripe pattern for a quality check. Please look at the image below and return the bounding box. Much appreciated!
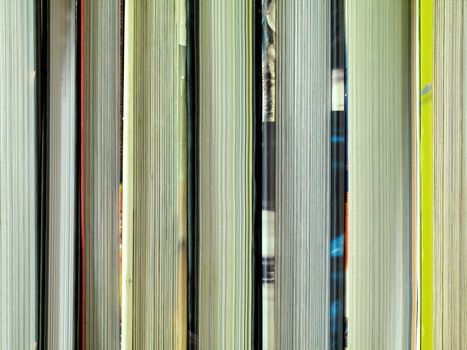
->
[0,1,38,348]
[83,1,121,348]
[347,0,412,348]
[432,1,467,348]
[276,0,330,348]
[198,0,253,348]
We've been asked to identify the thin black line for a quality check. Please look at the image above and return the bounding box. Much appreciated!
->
[252,0,263,349]
[74,1,82,349]
[187,0,199,348]
[36,0,50,348]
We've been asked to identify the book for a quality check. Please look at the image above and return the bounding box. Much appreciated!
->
[196,0,254,348]
[122,0,187,348]
[275,1,331,348]
[0,1,38,348]
[346,0,415,348]
[429,0,467,347]
[82,1,121,348]
[46,0,79,348]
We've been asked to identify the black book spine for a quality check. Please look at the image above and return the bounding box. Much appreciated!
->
[35,0,50,348]
[187,0,199,348]
[330,0,347,348]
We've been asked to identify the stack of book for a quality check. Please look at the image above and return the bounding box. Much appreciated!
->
[1,0,466,349]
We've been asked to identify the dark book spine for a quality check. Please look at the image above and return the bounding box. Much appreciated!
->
[330,0,347,348]
[260,0,276,349]
[187,0,199,348]
[36,0,50,348]
[253,0,263,348]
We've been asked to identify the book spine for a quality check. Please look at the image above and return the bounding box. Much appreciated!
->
[330,0,346,348]
[261,0,276,349]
